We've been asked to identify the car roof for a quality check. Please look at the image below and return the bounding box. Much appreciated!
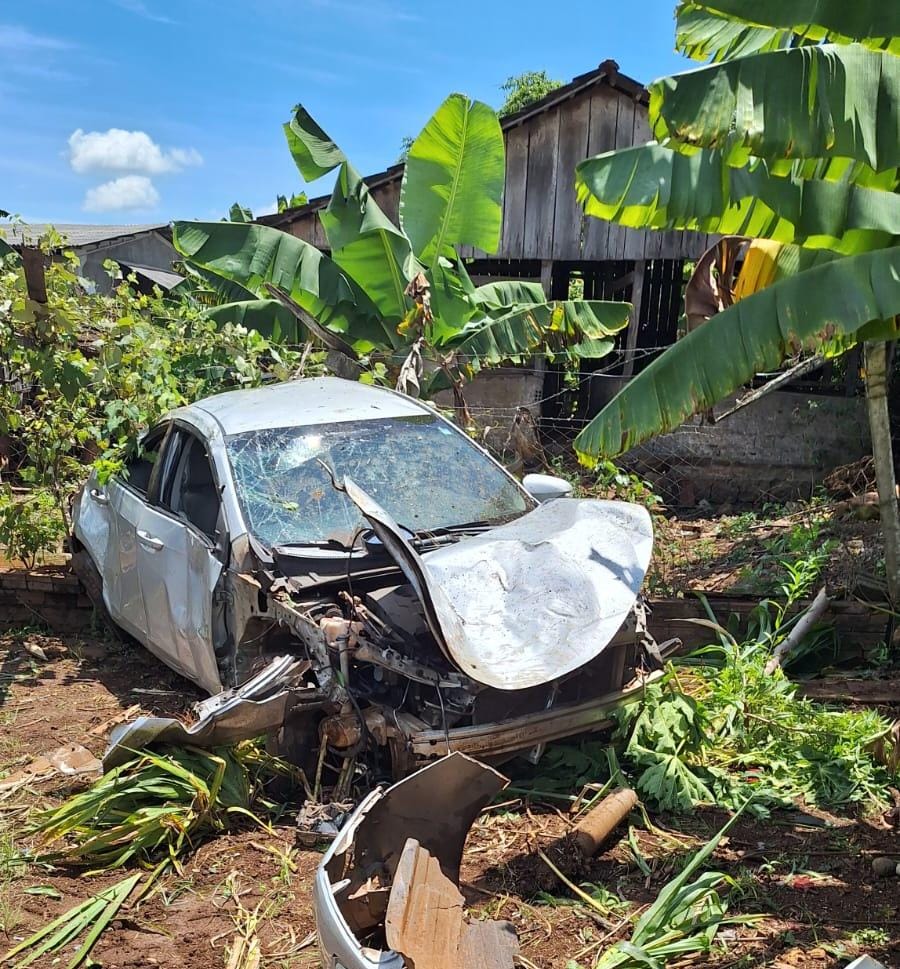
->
[191,376,432,435]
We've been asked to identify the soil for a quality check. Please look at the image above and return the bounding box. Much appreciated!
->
[0,627,897,968]
[648,507,885,600]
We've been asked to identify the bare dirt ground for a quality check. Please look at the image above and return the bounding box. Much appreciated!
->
[0,627,897,968]
[648,508,884,600]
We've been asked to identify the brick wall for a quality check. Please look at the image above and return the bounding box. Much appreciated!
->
[0,568,94,633]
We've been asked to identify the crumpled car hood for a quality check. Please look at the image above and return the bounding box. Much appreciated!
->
[343,479,653,691]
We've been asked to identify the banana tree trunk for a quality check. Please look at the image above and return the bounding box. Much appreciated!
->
[864,341,900,605]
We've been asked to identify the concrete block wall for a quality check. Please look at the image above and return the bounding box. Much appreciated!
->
[621,390,871,506]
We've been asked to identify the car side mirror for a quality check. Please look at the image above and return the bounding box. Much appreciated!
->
[522,473,574,503]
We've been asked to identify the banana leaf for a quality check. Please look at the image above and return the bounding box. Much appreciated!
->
[203,299,299,341]
[400,93,505,262]
[283,104,346,181]
[676,3,792,62]
[173,221,395,350]
[650,45,900,174]
[575,144,900,253]
[471,279,547,307]
[573,246,900,463]
[284,107,420,325]
[451,300,628,366]
[173,261,258,305]
[322,161,420,322]
[677,0,900,56]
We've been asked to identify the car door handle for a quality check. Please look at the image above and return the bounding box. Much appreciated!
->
[137,530,164,551]
[89,488,109,506]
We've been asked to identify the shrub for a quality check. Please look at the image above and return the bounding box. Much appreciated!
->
[0,486,66,569]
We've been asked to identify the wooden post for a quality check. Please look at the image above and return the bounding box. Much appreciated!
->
[864,341,900,606]
[540,259,553,298]
[621,260,645,377]
[20,246,48,307]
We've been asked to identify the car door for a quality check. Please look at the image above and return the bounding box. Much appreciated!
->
[135,426,226,695]
[80,425,168,640]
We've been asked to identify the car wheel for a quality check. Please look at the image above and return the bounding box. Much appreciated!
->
[70,549,127,641]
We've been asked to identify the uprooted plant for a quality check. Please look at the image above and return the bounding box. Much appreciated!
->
[565,808,757,969]
[614,613,899,814]
[4,742,297,967]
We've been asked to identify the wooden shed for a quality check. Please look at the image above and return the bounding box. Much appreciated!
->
[259,61,711,379]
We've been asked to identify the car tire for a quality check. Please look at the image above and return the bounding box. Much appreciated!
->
[70,549,127,641]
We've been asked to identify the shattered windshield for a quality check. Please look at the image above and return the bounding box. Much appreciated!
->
[225,415,530,548]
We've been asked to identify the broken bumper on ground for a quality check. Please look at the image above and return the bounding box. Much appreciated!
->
[314,753,517,969]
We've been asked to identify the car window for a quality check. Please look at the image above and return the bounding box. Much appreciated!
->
[121,426,165,495]
[225,415,530,548]
[165,434,220,540]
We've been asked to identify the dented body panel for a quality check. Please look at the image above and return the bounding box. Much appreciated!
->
[314,754,511,969]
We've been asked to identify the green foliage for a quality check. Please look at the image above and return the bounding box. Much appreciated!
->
[32,742,292,870]
[616,631,898,813]
[573,249,900,462]
[586,811,750,969]
[573,3,900,463]
[175,95,629,399]
[592,460,662,506]
[498,70,563,117]
[2,870,143,969]
[0,486,66,568]
[0,245,308,553]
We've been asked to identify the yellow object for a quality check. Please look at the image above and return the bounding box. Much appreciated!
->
[733,239,783,301]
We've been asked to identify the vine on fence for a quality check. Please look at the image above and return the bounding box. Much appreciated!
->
[0,237,319,564]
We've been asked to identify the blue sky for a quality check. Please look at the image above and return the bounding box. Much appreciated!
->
[3,0,691,225]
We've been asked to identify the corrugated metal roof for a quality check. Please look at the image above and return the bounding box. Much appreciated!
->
[118,261,184,290]
[2,223,169,249]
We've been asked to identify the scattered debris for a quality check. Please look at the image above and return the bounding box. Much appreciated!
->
[296,799,354,846]
[313,752,518,968]
[0,743,100,793]
[572,787,638,857]
[22,640,48,662]
[871,856,900,877]
[102,656,311,769]
[385,837,517,968]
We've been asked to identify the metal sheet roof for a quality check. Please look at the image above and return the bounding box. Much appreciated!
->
[194,376,430,435]
[2,223,169,249]
[118,261,184,290]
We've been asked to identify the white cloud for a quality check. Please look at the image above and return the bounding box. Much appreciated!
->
[0,24,72,52]
[83,175,160,212]
[112,0,176,25]
[68,128,202,176]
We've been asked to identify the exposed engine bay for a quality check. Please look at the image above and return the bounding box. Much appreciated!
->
[103,482,669,777]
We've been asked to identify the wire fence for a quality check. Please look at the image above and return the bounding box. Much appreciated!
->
[441,360,872,512]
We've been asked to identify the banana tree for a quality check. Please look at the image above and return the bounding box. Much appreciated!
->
[572,0,900,602]
[174,94,630,405]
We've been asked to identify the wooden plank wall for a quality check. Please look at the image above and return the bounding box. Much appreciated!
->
[494,85,710,262]
[284,83,711,264]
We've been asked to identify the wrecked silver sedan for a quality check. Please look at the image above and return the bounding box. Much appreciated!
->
[72,377,662,775]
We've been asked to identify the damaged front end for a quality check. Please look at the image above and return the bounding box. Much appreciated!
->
[108,481,669,777]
